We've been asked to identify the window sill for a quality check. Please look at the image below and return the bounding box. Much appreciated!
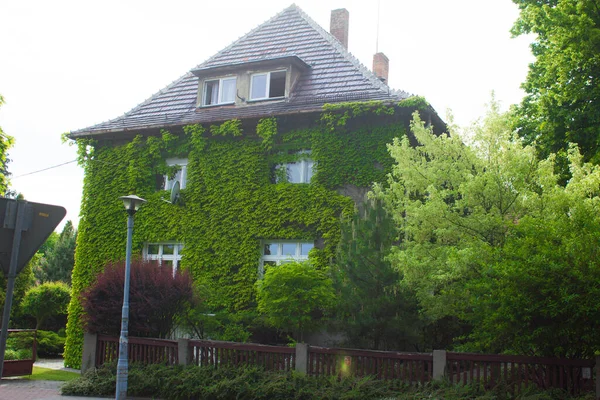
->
[246,97,285,103]
[198,102,236,108]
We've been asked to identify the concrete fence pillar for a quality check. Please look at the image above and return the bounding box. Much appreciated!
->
[432,350,446,381]
[295,343,309,374]
[81,332,98,373]
[178,339,190,365]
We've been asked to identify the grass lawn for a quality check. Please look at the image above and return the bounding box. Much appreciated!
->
[23,366,80,381]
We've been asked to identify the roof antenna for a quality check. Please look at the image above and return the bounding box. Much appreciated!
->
[376,0,381,53]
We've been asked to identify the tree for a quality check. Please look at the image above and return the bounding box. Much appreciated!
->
[0,94,14,196]
[256,261,335,342]
[21,282,70,330]
[511,0,600,165]
[34,221,77,284]
[81,260,194,338]
[333,199,422,351]
[374,104,600,357]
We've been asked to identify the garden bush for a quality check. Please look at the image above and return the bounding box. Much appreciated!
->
[80,260,195,338]
[61,363,593,400]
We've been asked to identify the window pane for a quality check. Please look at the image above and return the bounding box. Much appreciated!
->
[286,162,302,183]
[263,243,276,255]
[251,74,267,99]
[204,81,218,105]
[269,71,286,97]
[163,260,174,270]
[305,160,314,182]
[301,243,313,256]
[147,244,159,255]
[282,243,296,257]
[163,244,175,255]
[177,244,184,253]
[221,78,236,103]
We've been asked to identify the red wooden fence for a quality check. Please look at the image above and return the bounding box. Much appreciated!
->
[96,335,178,367]
[188,339,295,372]
[308,346,432,384]
[446,352,595,395]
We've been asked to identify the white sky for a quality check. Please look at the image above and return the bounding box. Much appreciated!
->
[0,0,533,230]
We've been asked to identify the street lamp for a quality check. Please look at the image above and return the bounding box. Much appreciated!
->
[115,195,146,400]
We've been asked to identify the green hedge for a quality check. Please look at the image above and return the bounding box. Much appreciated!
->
[65,102,409,367]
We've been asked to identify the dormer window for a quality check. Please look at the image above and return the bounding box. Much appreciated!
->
[250,70,286,100]
[203,77,236,106]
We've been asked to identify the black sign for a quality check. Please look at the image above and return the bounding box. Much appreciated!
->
[0,198,66,276]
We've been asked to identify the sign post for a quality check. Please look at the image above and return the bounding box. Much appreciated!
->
[0,199,65,378]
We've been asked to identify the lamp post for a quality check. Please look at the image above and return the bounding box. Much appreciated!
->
[115,195,146,400]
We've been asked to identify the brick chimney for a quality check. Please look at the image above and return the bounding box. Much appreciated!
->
[330,8,349,49]
[373,52,389,84]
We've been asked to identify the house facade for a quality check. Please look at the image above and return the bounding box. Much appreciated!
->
[64,5,443,367]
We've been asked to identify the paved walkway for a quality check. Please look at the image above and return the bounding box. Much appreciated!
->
[0,359,109,400]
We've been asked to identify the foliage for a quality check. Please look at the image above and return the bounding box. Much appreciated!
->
[33,221,77,284]
[333,199,422,351]
[321,100,395,131]
[0,94,14,196]
[61,363,593,400]
[0,259,35,324]
[374,103,600,357]
[65,105,404,367]
[398,95,430,110]
[36,330,66,357]
[21,281,70,329]
[210,119,243,136]
[511,0,600,166]
[256,117,278,149]
[256,261,335,341]
[80,260,194,338]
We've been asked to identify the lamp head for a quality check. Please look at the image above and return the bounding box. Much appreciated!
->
[119,195,146,215]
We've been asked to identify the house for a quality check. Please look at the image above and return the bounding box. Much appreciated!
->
[64,5,443,367]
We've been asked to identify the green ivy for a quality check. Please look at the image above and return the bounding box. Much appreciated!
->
[321,100,395,131]
[209,119,242,137]
[398,95,430,111]
[64,103,407,368]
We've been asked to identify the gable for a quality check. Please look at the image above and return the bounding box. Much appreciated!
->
[70,5,410,138]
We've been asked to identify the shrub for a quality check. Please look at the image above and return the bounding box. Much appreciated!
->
[21,281,70,330]
[37,330,66,357]
[80,260,194,338]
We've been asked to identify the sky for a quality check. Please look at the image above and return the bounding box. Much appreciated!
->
[0,0,534,230]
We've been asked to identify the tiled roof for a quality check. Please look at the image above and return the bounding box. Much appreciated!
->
[71,4,412,138]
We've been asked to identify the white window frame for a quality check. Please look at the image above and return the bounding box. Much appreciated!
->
[249,70,286,101]
[164,158,188,190]
[144,242,184,275]
[259,240,314,278]
[202,76,237,106]
[275,150,314,184]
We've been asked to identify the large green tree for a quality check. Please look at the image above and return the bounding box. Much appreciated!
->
[374,104,600,357]
[511,0,600,164]
[333,199,422,351]
[33,221,77,284]
[0,94,14,196]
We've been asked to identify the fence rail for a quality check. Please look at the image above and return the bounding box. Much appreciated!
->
[446,352,595,395]
[188,339,295,372]
[96,335,178,367]
[308,346,432,384]
[88,334,596,396]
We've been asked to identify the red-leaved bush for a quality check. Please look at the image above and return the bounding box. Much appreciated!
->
[81,260,195,338]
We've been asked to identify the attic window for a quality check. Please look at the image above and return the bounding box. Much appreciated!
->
[203,77,236,106]
[250,70,286,100]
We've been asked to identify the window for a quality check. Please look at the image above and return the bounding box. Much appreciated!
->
[250,70,286,100]
[164,158,188,190]
[275,151,314,183]
[259,240,314,277]
[203,77,236,105]
[144,242,184,274]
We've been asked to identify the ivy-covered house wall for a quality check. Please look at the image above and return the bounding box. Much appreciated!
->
[64,101,431,368]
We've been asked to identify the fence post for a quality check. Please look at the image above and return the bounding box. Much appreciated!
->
[81,332,98,373]
[595,355,600,400]
[295,343,309,374]
[178,339,190,365]
[433,350,446,381]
